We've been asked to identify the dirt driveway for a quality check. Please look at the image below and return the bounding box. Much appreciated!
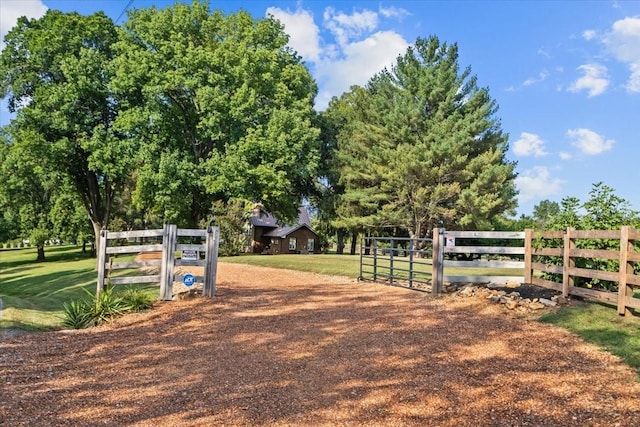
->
[1,263,640,426]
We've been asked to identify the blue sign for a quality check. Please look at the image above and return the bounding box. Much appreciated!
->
[183,273,195,287]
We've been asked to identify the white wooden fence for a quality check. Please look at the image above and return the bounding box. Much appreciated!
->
[96,224,220,300]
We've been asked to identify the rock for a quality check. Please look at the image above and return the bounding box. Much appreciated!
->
[508,292,521,298]
[459,286,476,297]
[506,300,519,310]
[505,281,521,289]
[488,295,502,303]
[528,301,545,310]
[553,295,569,305]
[539,298,558,307]
[487,283,502,289]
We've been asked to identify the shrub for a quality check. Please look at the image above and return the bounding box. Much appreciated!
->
[120,287,155,312]
[90,286,131,325]
[62,286,156,329]
[62,299,94,329]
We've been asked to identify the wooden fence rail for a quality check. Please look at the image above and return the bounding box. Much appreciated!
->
[96,224,220,300]
[524,226,640,316]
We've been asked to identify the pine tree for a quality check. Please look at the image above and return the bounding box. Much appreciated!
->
[330,36,517,238]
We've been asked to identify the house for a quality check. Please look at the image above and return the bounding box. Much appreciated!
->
[248,207,320,255]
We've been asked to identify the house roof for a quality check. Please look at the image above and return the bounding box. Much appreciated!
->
[264,223,314,238]
[249,211,279,228]
[251,207,316,237]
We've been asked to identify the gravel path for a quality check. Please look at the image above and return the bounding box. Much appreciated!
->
[1,263,639,426]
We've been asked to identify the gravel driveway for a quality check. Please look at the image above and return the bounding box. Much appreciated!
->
[1,263,639,426]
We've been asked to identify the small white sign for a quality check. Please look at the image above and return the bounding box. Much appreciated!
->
[181,250,198,261]
[446,237,455,247]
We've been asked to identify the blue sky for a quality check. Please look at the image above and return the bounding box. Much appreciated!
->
[1,0,639,217]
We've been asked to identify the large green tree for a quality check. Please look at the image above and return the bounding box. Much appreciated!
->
[0,10,133,252]
[112,2,319,225]
[329,36,517,238]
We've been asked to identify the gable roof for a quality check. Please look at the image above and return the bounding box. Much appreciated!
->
[250,207,316,237]
[264,223,315,238]
[249,211,279,228]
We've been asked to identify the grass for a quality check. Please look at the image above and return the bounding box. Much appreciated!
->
[540,302,640,375]
[220,253,523,280]
[0,246,156,331]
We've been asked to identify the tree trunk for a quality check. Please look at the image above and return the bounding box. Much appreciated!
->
[91,220,102,259]
[336,229,345,254]
[36,245,46,262]
[350,231,357,255]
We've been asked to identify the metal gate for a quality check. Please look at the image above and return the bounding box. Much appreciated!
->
[359,237,434,293]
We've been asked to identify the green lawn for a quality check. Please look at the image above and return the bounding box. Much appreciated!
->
[540,302,640,375]
[0,246,155,331]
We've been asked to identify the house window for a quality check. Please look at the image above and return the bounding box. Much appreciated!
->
[307,238,315,252]
[289,237,296,250]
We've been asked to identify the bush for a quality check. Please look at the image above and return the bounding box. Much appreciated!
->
[62,299,94,329]
[62,286,156,329]
[120,287,155,312]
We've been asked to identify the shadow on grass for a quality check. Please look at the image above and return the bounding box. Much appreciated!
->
[540,301,640,375]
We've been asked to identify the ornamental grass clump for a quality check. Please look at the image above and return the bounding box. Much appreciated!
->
[62,286,154,329]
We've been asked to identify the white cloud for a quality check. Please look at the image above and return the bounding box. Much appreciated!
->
[582,29,597,40]
[323,7,378,46]
[0,0,47,51]
[568,63,609,97]
[603,17,640,93]
[267,7,321,62]
[379,6,411,19]
[512,132,548,157]
[523,70,549,86]
[566,128,614,155]
[537,47,551,58]
[314,30,409,109]
[268,6,410,110]
[515,166,565,203]
[559,151,572,160]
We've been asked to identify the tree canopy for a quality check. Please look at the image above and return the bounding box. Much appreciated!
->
[327,36,517,239]
[113,2,319,225]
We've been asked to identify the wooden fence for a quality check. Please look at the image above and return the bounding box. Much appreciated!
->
[96,224,220,300]
[432,229,525,295]
[525,226,640,316]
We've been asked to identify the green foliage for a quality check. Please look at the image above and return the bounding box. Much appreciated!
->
[536,183,640,291]
[62,285,154,330]
[0,10,133,250]
[207,200,252,257]
[113,3,320,226]
[328,36,517,239]
[120,287,155,312]
[61,299,94,329]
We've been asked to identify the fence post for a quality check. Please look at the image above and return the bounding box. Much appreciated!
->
[203,225,220,297]
[431,227,443,296]
[617,226,632,316]
[159,224,177,301]
[524,229,533,284]
[562,227,574,297]
[96,229,108,296]
[389,238,395,285]
[373,238,378,281]
[408,239,415,288]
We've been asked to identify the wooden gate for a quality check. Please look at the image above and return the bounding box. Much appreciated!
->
[96,224,220,300]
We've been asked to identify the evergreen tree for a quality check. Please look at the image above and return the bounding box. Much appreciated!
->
[330,36,517,239]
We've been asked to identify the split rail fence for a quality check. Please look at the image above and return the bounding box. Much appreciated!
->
[96,224,220,300]
[361,226,640,316]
